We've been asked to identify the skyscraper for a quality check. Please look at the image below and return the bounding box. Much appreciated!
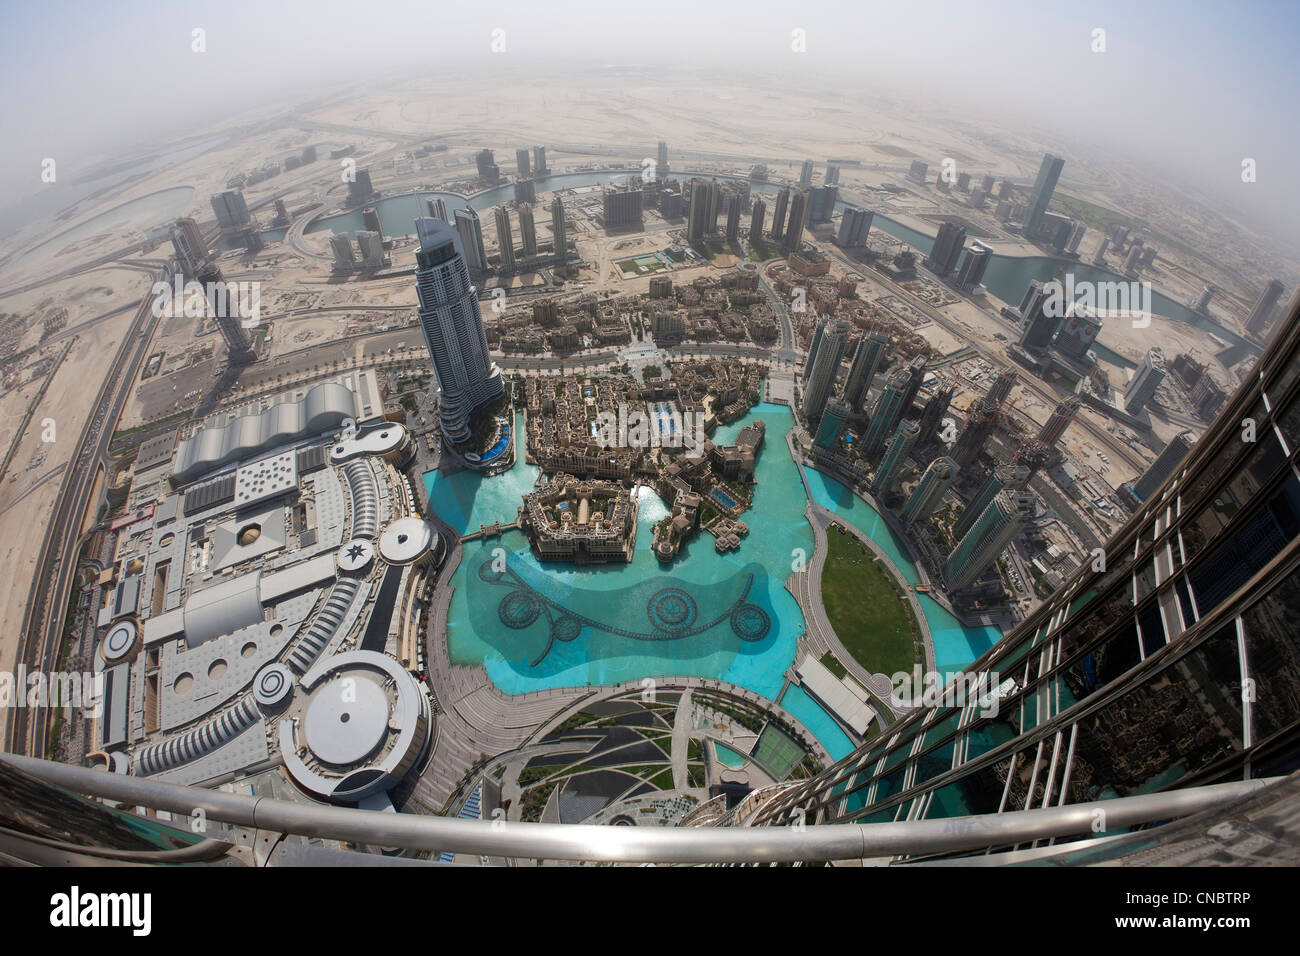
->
[1123,348,1167,414]
[943,489,1032,591]
[414,218,504,446]
[955,241,992,291]
[986,369,1018,409]
[425,197,449,223]
[862,368,912,458]
[1191,285,1215,314]
[953,464,1029,542]
[799,159,814,186]
[516,148,530,177]
[210,189,252,234]
[874,420,920,497]
[814,399,852,450]
[802,320,849,421]
[747,296,1300,837]
[951,397,999,469]
[1021,153,1064,240]
[603,185,644,230]
[1122,430,1197,506]
[532,146,548,176]
[356,230,385,268]
[771,187,790,240]
[749,199,766,244]
[825,164,840,185]
[362,206,385,245]
[782,189,810,254]
[1246,279,1285,336]
[1038,396,1081,447]
[687,179,714,244]
[843,330,889,410]
[894,356,929,435]
[329,233,356,272]
[347,168,375,205]
[901,456,959,528]
[657,140,669,180]
[453,207,488,272]
[924,221,966,276]
[475,148,501,183]
[493,206,515,272]
[170,217,208,278]
[917,378,954,443]
[519,204,537,258]
[551,196,568,263]
[809,185,838,223]
[836,207,873,248]
[197,260,255,365]
[804,318,826,381]
[725,193,742,242]
[1018,280,1059,350]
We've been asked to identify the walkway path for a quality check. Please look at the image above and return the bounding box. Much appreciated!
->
[782,430,930,719]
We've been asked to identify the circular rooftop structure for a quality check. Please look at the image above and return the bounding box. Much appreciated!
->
[252,662,294,712]
[277,650,433,802]
[337,537,376,574]
[100,619,139,665]
[304,676,390,766]
[378,517,437,566]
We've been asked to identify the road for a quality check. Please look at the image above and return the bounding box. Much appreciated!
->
[5,264,168,758]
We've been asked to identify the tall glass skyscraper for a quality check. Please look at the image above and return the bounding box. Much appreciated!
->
[414,218,503,446]
[1022,153,1064,240]
[747,294,1300,859]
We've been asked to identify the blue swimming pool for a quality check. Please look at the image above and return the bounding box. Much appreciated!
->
[711,488,738,509]
[713,741,749,769]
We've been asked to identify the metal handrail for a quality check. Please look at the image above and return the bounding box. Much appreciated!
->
[0,753,1278,864]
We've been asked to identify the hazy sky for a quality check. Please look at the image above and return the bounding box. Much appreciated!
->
[2,0,1297,248]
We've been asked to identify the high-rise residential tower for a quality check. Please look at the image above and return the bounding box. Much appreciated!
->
[1246,279,1285,336]
[874,420,921,497]
[770,187,790,240]
[197,260,255,365]
[843,330,889,410]
[782,189,810,254]
[518,204,537,258]
[493,206,515,272]
[551,196,568,263]
[901,456,959,528]
[453,207,488,272]
[953,464,1030,543]
[801,320,850,421]
[862,368,912,458]
[749,199,766,244]
[943,489,1033,591]
[925,221,966,276]
[1038,396,1081,447]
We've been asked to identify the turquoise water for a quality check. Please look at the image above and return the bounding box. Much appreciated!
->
[714,742,749,769]
[804,469,1001,673]
[424,403,1000,756]
[427,404,812,700]
[779,685,855,761]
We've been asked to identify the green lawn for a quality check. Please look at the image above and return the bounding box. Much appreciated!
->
[820,530,921,677]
